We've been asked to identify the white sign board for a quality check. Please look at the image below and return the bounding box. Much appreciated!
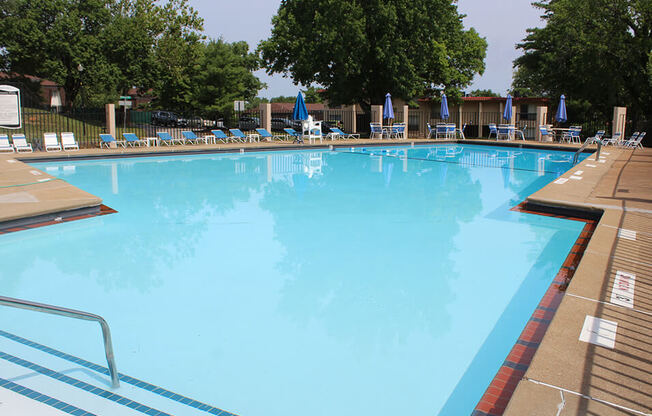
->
[234,100,246,112]
[0,85,21,129]
[118,100,132,108]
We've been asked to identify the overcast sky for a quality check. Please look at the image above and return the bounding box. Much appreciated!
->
[188,0,544,98]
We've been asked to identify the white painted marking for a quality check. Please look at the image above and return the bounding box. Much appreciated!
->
[598,160,606,163]
[6,159,16,163]
[610,271,635,308]
[37,178,50,182]
[554,178,568,184]
[574,170,584,175]
[585,164,597,167]
[570,175,583,180]
[29,170,41,176]
[579,315,617,349]
[618,228,637,240]
[602,152,610,155]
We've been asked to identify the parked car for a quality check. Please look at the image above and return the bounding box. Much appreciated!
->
[238,116,260,130]
[151,111,180,127]
[271,118,299,131]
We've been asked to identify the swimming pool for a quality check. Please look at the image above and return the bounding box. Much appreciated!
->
[1,144,587,415]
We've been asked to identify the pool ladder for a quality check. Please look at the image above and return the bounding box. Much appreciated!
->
[572,136,602,165]
[0,295,120,388]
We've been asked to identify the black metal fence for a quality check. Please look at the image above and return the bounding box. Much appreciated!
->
[0,107,106,149]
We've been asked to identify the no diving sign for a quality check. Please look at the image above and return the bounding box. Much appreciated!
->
[0,85,21,129]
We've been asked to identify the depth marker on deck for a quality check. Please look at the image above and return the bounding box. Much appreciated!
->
[579,315,617,349]
[610,271,635,308]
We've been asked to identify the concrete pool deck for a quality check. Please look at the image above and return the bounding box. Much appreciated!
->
[0,139,649,415]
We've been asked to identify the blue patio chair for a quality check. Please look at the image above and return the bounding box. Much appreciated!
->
[211,129,229,143]
[284,128,303,143]
[426,123,436,139]
[0,135,14,153]
[497,125,512,140]
[435,124,452,140]
[568,126,582,144]
[12,134,33,152]
[370,123,384,139]
[488,123,498,139]
[330,127,360,139]
[539,126,553,141]
[229,128,258,143]
[456,123,467,140]
[99,133,125,148]
[388,123,405,139]
[181,131,209,145]
[122,133,146,147]
[156,131,183,146]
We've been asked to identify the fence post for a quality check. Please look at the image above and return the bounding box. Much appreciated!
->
[511,105,517,127]
[403,105,409,139]
[260,102,271,133]
[458,103,463,132]
[105,104,116,143]
[612,106,627,138]
[536,106,548,141]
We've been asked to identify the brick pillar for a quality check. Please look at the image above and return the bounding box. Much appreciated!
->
[536,106,548,141]
[105,104,116,143]
[260,102,271,133]
[478,102,483,138]
[403,105,409,139]
[344,105,356,133]
[612,106,627,138]
[458,103,463,131]
[371,105,382,124]
[511,106,517,126]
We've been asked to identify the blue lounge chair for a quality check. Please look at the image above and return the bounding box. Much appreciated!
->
[99,133,125,148]
[329,127,360,139]
[181,131,209,145]
[623,131,645,149]
[123,133,146,147]
[426,123,436,139]
[256,128,286,141]
[12,134,32,152]
[229,128,258,143]
[156,131,183,146]
[211,129,229,143]
[0,135,14,153]
[284,128,303,143]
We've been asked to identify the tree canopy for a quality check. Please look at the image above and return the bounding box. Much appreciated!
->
[468,89,500,97]
[512,0,652,123]
[0,0,263,112]
[258,0,487,110]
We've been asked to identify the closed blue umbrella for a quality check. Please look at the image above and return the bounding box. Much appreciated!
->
[292,92,308,121]
[556,95,567,123]
[503,94,513,122]
[383,93,394,120]
[440,94,450,120]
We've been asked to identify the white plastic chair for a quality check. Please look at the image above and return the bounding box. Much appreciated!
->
[12,134,33,152]
[0,135,14,153]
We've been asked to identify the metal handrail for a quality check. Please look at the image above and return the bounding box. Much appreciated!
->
[572,136,602,165]
[0,295,120,388]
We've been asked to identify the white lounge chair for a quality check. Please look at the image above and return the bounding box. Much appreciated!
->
[623,132,645,149]
[603,132,622,146]
[12,134,33,152]
[0,135,14,153]
[61,132,79,151]
[44,132,62,152]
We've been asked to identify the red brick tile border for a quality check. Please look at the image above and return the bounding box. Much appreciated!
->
[0,204,117,235]
[472,202,598,416]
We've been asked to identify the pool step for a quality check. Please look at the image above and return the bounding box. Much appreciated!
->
[0,330,236,416]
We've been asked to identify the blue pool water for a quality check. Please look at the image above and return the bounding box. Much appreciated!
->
[1,145,587,415]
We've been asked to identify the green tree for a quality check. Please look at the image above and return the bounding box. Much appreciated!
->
[192,39,264,117]
[270,95,296,103]
[513,0,652,123]
[259,0,486,111]
[302,86,323,103]
[0,0,204,109]
[468,89,500,97]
